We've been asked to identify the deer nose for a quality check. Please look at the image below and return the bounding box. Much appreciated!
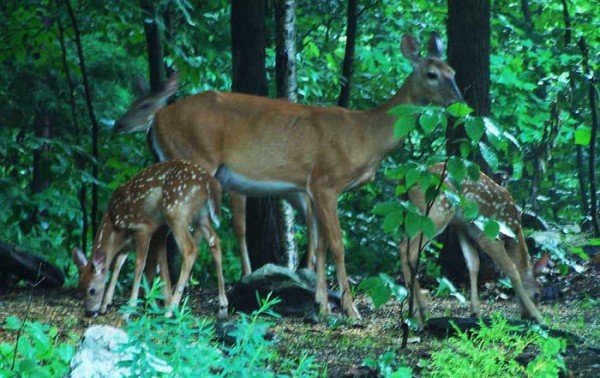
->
[84,310,99,318]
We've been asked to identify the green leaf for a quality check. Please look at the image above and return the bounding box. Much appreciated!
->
[388,104,423,117]
[394,117,417,138]
[391,366,413,378]
[420,216,436,239]
[447,157,466,183]
[404,211,420,238]
[357,277,392,307]
[484,219,500,240]
[464,117,485,142]
[373,201,402,216]
[383,211,404,233]
[466,162,481,181]
[575,127,591,145]
[461,199,479,219]
[405,167,420,188]
[419,112,439,133]
[479,142,499,170]
[446,102,474,117]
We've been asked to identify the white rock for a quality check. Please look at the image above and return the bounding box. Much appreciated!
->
[69,325,131,378]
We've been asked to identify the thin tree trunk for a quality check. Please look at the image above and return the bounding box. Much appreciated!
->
[579,37,600,236]
[64,0,100,238]
[337,0,357,108]
[140,0,164,91]
[31,111,51,195]
[560,0,589,220]
[231,0,287,269]
[275,0,299,269]
[56,3,88,254]
[520,0,533,32]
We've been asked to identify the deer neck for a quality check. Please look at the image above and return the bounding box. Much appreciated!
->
[365,74,419,154]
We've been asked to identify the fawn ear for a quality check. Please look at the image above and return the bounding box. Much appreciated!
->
[533,252,550,274]
[91,249,106,273]
[72,248,87,269]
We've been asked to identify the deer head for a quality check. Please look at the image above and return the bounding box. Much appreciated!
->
[401,33,463,106]
[113,73,180,134]
[72,247,108,316]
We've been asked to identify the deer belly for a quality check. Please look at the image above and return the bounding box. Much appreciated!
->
[215,166,301,196]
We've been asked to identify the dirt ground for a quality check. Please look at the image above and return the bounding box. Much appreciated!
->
[1,264,599,377]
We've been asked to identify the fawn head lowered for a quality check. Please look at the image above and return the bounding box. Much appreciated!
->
[73,247,109,316]
[400,33,463,106]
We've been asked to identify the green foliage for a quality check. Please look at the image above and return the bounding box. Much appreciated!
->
[118,284,318,377]
[363,350,413,378]
[425,315,566,378]
[0,316,77,377]
[358,273,408,308]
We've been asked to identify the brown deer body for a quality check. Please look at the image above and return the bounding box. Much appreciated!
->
[72,161,227,318]
[114,33,463,319]
[400,163,543,326]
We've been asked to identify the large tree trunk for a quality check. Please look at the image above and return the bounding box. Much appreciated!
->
[275,0,299,269]
[231,0,287,269]
[441,0,492,282]
[337,0,357,108]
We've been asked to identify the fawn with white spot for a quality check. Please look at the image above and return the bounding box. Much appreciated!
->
[72,161,227,318]
[399,162,544,327]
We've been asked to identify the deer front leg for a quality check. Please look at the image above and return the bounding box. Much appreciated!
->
[474,235,544,324]
[457,231,481,317]
[199,223,228,319]
[127,232,153,311]
[312,190,360,319]
[231,193,252,277]
[100,252,127,314]
[399,233,432,328]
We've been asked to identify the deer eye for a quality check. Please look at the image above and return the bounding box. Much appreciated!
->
[426,72,438,80]
[89,288,96,296]
[139,103,152,110]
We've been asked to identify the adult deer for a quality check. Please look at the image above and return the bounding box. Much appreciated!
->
[400,163,544,326]
[72,161,228,318]
[113,33,462,319]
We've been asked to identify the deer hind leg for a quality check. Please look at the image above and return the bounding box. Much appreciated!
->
[128,231,153,310]
[231,193,252,277]
[165,221,198,315]
[148,225,172,302]
[287,192,317,270]
[471,233,544,324]
[399,233,432,327]
[100,252,127,314]
[456,231,481,317]
[198,220,228,319]
[312,189,360,319]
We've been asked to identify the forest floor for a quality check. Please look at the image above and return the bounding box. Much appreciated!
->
[1,263,599,377]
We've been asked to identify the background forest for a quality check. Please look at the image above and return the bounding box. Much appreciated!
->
[0,0,598,377]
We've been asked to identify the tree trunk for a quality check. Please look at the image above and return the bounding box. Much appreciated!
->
[337,0,357,108]
[441,0,492,283]
[445,0,491,156]
[579,37,600,236]
[231,0,287,269]
[520,0,533,32]
[140,0,164,91]
[560,0,589,223]
[275,0,299,269]
[65,0,100,238]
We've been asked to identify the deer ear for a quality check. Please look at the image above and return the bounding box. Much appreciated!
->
[162,72,179,97]
[91,249,106,273]
[427,32,444,58]
[72,248,87,269]
[401,34,421,63]
[135,75,150,95]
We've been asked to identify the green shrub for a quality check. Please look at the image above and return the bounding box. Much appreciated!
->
[118,282,318,377]
[0,316,76,377]
[425,315,566,378]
